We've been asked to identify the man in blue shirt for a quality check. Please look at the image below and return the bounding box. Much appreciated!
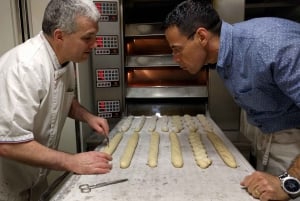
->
[163,0,300,200]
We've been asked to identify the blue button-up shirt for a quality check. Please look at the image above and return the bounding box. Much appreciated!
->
[217,17,300,133]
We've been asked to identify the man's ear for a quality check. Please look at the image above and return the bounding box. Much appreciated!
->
[195,27,208,46]
[53,29,64,42]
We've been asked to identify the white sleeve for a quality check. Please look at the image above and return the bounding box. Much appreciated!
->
[0,62,44,142]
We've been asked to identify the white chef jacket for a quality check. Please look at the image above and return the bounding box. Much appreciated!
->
[0,32,75,201]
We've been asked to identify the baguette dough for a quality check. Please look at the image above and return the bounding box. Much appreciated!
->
[147,131,160,167]
[169,132,183,168]
[134,115,146,132]
[119,115,134,132]
[197,114,213,132]
[148,115,158,132]
[188,132,212,168]
[170,115,183,133]
[207,131,237,168]
[101,132,123,155]
[184,114,198,132]
[120,132,139,169]
[161,115,169,132]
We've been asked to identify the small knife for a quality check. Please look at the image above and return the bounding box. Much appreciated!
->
[105,135,109,147]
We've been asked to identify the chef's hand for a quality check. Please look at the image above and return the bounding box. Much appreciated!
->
[66,151,112,174]
[240,171,289,201]
[69,99,109,137]
[87,116,109,137]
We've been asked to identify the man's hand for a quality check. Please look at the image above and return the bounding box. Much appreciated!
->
[68,99,109,137]
[87,116,109,136]
[0,141,112,174]
[240,171,290,201]
[65,151,112,174]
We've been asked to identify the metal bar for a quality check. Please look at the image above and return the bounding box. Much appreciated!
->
[17,0,30,42]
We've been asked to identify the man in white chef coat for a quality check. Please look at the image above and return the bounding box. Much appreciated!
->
[0,0,112,200]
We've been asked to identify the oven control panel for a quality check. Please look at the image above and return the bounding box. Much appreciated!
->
[96,68,120,87]
[91,0,123,125]
[94,1,118,22]
[95,35,119,55]
[97,100,121,118]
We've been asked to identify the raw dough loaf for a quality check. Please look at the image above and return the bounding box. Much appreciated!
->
[169,132,183,168]
[134,115,146,132]
[188,132,212,168]
[101,132,123,155]
[120,131,139,169]
[147,131,160,167]
[184,114,198,132]
[197,114,213,132]
[119,115,134,132]
[207,131,237,168]
[148,115,158,132]
[160,116,169,132]
[170,115,183,133]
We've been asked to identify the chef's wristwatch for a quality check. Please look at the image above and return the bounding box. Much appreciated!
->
[278,172,300,199]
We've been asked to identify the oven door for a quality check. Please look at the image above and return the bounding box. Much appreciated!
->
[124,23,208,116]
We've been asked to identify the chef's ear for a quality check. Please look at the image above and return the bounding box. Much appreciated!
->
[53,28,64,41]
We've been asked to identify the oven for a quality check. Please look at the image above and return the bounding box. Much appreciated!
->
[124,22,208,116]
[122,1,209,117]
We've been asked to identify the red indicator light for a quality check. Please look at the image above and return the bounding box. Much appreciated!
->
[94,2,102,13]
[96,37,103,47]
[97,70,105,80]
[99,101,105,108]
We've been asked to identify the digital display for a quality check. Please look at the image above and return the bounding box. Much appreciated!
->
[97,100,121,118]
[95,35,119,55]
[94,1,118,21]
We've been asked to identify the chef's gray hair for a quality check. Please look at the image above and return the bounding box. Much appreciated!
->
[42,0,100,35]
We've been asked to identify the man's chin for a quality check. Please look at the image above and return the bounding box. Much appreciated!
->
[77,54,90,62]
[186,69,198,74]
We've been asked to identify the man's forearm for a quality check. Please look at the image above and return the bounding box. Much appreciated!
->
[288,154,300,179]
[68,99,93,123]
[0,140,72,171]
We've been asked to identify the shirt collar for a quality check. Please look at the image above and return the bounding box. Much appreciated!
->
[217,21,233,69]
[40,31,66,70]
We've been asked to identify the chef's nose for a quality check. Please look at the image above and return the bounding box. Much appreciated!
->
[91,40,98,49]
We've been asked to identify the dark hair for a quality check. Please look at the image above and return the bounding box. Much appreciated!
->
[163,0,221,37]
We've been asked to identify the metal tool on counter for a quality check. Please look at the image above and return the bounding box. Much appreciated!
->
[79,178,128,193]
